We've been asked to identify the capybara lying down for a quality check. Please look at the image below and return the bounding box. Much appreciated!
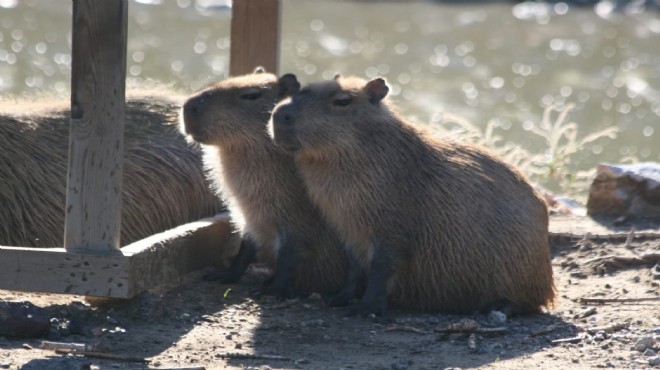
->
[0,92,223,248]
[181,70,349,297]
[270,76,555,315]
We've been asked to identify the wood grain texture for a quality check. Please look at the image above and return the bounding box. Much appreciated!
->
[123,213,240,297]
[65,0,128,252]
[0,214,239,298]
[230,0,280,76]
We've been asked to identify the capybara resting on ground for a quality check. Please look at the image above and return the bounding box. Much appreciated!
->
[0,92,223,248]
[181,70,348,297]
[270,76,555,315]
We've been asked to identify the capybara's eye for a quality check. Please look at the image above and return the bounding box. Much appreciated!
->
[240,91,262,100]
[333,97,352,107]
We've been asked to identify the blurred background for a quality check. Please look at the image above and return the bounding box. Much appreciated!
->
[1,0,658,197]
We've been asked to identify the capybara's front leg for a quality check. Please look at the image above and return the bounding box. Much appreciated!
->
[348,246,392,316]
[253,232,298,299]
[204,237,257,283]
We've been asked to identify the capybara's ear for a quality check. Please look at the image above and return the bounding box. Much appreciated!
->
[254,66,266,73]
[365,78,389,103]
[278,74,301,97]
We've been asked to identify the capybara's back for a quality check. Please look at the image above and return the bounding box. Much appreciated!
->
[0,93,223,248]
[271,76,555,314]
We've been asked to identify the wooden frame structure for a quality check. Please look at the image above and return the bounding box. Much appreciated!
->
[0,0,280,298]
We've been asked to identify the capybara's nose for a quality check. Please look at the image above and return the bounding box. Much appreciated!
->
[273,104,294,128]
[183,98,200,120]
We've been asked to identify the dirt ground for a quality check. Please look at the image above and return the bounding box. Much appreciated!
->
[1,214,659,370]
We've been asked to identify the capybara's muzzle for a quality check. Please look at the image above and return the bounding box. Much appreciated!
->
[271,104,301,151]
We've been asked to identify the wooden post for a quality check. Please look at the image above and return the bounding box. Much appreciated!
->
[229,0,280,76]
[65,0,128,252]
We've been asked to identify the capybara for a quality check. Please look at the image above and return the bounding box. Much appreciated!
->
[0,92,224,248]
[181,70,349,297]
[270,76,556,315]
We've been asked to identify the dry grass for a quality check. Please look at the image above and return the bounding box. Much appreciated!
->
[429,104,619,203]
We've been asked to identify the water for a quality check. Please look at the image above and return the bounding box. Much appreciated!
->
[1,0,659,177]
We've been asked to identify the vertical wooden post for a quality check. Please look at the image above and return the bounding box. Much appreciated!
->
[65,0,128,252]
[230,0,280,76]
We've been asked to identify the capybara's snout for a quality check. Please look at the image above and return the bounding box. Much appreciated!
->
[271,103,301,151]
[181,96,206,140]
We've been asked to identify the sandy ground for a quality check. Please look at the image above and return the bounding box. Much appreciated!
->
[0,214,659,370]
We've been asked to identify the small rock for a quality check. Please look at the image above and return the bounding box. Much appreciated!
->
[488,310,507,326]
[636,337,657,352]
[649,356,660,367]
[645,349,658,357]
[294,358,309,365]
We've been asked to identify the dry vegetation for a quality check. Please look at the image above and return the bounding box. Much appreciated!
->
[430,104,620,203]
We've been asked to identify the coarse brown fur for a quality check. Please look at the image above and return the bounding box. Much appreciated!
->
[181,71,348,296]
[0,92,224,248]
[271,76,556,314]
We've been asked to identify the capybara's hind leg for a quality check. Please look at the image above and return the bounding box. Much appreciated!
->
[348,247,392,316]
[204,237,257,283]
[327,248,365,307]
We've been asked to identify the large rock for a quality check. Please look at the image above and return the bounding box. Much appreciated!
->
[587,162,660,220]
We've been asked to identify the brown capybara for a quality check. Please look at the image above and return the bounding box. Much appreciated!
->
[180,70,349,297]
[270,76,556,315]
[0,92,224,248]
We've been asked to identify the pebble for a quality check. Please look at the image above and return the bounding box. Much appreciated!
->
[649,356,660,367]
[645,349,658,357]
[636,337,657,352]
[488,310,507,326]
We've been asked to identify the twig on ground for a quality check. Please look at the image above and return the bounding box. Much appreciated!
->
[54,349,148,363]
[579,297,660,304]
[585,253,660,271]
[529,323,561,337]
[143,367,206,370]
[216,352,290,361]
[384,325,431,334]
[435,326,508,334]
[573,307,597,319]
[42,341,97,352]
[585,322,629,334]
[551,335,583,345]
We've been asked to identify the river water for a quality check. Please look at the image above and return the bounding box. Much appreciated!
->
[1,0,658,180]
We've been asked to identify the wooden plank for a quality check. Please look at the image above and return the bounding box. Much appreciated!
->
[124,213,240,297]
[0,214,239,298]
[230,0,280,76]
[0,247,130,297]
[65,0,129,252]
